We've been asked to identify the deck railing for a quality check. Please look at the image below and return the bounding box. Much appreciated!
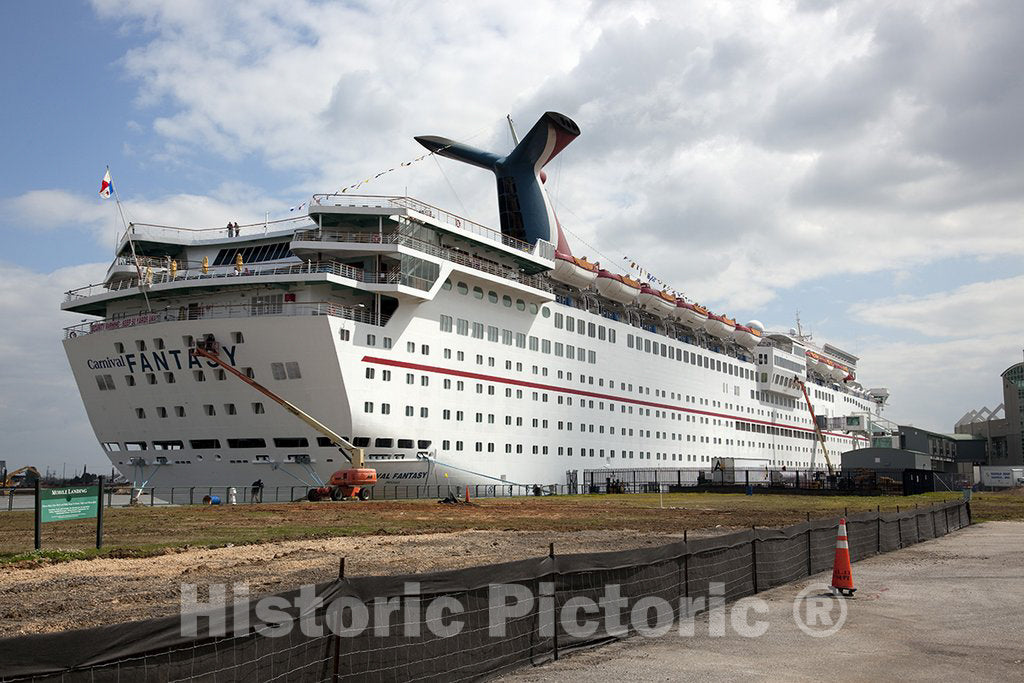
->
[63,300,389,339]
[309,193,541,254]
[292,228,553,293]
[65,259,434,302]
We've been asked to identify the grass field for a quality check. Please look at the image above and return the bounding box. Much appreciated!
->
[2,490,1020,566]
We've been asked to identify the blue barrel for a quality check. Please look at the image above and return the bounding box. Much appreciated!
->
[203,495,221,505]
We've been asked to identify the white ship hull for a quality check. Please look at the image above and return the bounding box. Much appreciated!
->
[64,283,874,492]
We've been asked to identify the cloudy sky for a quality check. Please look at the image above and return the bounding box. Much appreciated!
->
[2,0,1022,475]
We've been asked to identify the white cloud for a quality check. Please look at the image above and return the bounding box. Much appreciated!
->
[850,275,1024,338]
[0,262,112,475]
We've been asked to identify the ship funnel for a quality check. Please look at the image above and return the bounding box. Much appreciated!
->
[415,111,580,247]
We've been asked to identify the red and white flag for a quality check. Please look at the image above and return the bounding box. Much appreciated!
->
[99,169,112,199]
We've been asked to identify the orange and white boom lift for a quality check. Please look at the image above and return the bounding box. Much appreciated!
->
[190,335,377,501]
[793,374,835,476]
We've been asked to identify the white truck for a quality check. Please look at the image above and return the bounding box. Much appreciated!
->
[979,467,1024,488]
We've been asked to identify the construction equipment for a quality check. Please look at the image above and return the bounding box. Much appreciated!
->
[2,466,40,494]
[190,335,376,502]
[794,375,835,476]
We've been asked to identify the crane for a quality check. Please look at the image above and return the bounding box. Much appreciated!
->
[190,335,376,501]
[793,375,835,476]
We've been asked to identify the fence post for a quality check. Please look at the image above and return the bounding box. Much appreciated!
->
[549,543,559,661]
[877,505,881,553]
[96,476,105,550]
[915,508,921,542]
[150,488,155,507]
[751,525,758,593]
[806,512,812,575]
[958,502,963,529]
[189,487,194,505]
[896,505,903,548]
[683,530,690,601]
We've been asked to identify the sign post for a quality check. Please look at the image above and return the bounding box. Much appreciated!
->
[96,476,105,549]
[34,482,104,551]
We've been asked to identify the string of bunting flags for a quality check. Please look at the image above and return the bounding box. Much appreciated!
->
[333,143,454,196]
[621,255,683,298]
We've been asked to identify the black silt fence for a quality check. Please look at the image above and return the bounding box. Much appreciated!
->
[0,501,969,682]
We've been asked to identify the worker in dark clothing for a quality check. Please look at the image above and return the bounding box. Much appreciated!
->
[251,479,264,503]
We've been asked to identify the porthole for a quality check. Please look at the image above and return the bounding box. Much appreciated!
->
[529,303,538,314]
[456,282,468,295]
[515,299,526,311]
[488,291,498,303]
[502,295,512,307]
[541,307,551,318]
[473,286,483,299]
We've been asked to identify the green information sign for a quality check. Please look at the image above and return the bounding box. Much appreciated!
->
[40,486,99,523]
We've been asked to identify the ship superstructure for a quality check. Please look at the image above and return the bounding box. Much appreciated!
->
[62,112,886,491]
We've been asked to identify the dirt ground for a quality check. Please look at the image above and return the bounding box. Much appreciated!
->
[1,491,1013,639]
[0,528,686,637]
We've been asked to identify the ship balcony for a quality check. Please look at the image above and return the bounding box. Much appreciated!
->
[63,299,388,339]
[291,228,553,296]
[63,258,437,315]
[307,194,556,270]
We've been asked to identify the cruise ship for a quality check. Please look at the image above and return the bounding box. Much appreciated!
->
[62,112,888,494]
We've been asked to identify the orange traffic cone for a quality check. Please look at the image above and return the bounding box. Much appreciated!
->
[464,484,470,503]
[831,517,856,596]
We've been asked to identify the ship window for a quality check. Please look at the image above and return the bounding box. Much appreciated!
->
[154,338,165,350]
[271,363,287,380]
[124,442,147,451]
[488,291,498,303]
[232,332,244,344]
[456,319,469,335]
[136,340,146,351]
[164,372,176,383]
[417,440,431,449]
[190,439,221,449]
[456,282,468,295]
[183,335,194,348]
[228,438,266,448]
[193,370,206,382]
[102,442,120,451]
[367,334,376,346]
[375,438,394,448]
[153,440,184,450]
[285,362,301,379]
[339,328,351,341]
[502,295,512,307]
[204,404,216,416]
[440,315,453,332]
[405,406,414,416]
[95,374,115,391]
[252,402,265,414]
[565,316,574,332]
[157,406,168,418]
[364,402,374,413]
[114,342,125,353]
[274,437,309,448]
[473,286,484,299]
[146,373,157,385]
[383,337,392,348]
[516,299,525,311]
[487,325,499,342]
[135,408,146,419]
[175,406,186,417]
[125,375,135,386]
[353,437,370,447]
[442,279,452,290]
[224,403,237,415]
[381,403,391,414]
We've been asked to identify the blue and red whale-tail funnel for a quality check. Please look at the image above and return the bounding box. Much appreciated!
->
[415,111,580,251]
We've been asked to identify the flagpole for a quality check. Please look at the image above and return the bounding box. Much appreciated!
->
[107,166,152,313]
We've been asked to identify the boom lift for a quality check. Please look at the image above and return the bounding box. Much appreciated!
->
[190,336,376,501]
[793,375,835,476]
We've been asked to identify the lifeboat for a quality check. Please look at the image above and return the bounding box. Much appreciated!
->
[704,312,737,339]
[806,350,825,373]
[637,286,676,316]
[550,252,599,289]
[830,363,849,381]
[731,324,762,350]
[594,270,641,304]
[673,300,709,329]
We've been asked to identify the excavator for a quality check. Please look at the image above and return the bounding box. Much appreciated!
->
[190,335,376,502]
[793,375,835,477]
[1,466,40,494]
